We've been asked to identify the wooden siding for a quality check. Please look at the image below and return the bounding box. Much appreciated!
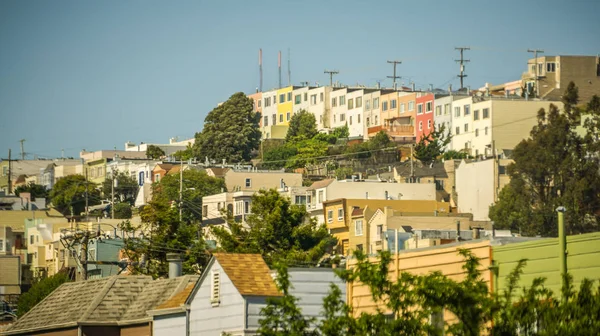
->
[153,313,186,336]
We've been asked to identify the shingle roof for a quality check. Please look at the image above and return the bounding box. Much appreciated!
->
[5,275,198,335]
[308,179,334,190]
[213,253,281,297]
[154,283,196,310]
[351,207,364,217]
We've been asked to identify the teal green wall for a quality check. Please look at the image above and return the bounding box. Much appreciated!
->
[493,232,600,296]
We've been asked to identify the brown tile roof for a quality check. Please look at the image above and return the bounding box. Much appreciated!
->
[5,275,198,335]
[155,283,195,310]
[213,253,281,297]
[308,179,334,190]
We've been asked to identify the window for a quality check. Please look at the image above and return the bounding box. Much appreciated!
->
[382,101,388,111]
[366,117,370,126]
[264,97,271,107]
[244,201,249,214]
[30,235,34,244]
[211,270,220,306]
[333,115,336,122]
[426,101,432,113]
[304,93,308,101]
[318,190,324,203]
[0,239,3,251]
[257,100,261,108]
[400,103,405,113]
[279,114,283,123]
[391,99,397,109]
[349,116,353,125]
[358,114,361,123]
[348,98,354,109]
[286,92,292,101]
[376,225,383,240]
[320,115,323,124]
[310,94,317,105]
[294,195,307,204]
[320,92,324,102]
[339,96,346,105]
[331,97,337,107]
[355,220,363,236]
[417,103,423,114]
[375,115,378,125]
[464,105,471,116]
[365,99,371,111]
[2,166,7,176]
[456,127,460,135]
[435,105,441,116]
[279,94,285,103]
[295,94,301,104]
[373,97,380,109]
[428,119,432,129]
[286,112,291,121]
[454,106,461,117]
[245,178,251,188]
[273,95,276,104]
[483,108,490,119]
[475,129,479,137]
[263,116,269,126]
[485,126,489,135]
[408,101,415,111]
[338,208,344,220]
[547,62,556,72]
[155,173,161,182]
[538,63,543,74]
[356,97,362,108]
[327,210,333,222]
[272,114,276,125]
[419,121,423,131]
[444,103,450,115]
[474,110,480,120]
[464,123,469,132]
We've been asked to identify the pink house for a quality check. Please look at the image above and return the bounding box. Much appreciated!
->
[415,93,435,142]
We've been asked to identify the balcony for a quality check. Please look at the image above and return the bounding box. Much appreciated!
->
[368,124,415,139]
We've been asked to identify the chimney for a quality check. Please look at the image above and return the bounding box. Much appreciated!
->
[166,253,183,278]
[456,220,461,242]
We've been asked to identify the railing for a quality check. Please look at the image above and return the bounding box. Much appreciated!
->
[368,125,414,137]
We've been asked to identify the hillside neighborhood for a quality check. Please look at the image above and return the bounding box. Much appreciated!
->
[1,51,600,335]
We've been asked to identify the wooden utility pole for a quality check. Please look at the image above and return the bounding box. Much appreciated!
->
[7,149,12,194]
[387,60,402,88]
[179,160,183,222]
[455,47,470,90]
[324,70,339,87]
[527,49,544,97]
[19,139,25,160]
[111,168,115,219]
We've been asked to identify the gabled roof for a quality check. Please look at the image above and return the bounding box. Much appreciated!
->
[206,167,230,178]
[308,179,334,190]
[4,275,198,335]
[351,207,364,217]
[213,253,281,297]
[154,163,174,172]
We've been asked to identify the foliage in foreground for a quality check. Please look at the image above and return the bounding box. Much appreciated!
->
[17,272,70,317]
[258,250,600,335]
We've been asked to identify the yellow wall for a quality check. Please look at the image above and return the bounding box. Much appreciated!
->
[276,86,294,125]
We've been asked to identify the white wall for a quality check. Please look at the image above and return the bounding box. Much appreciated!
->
[153,313,186,336]
[346,89,365,138]
[330,88,348,130]
[261,89,279,138]
[189,260,245,336]
[433,95,454,150]
[455,159,495,221]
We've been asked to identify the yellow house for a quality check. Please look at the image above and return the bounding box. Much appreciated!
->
[323,198,451,255]
[276,86,294,126]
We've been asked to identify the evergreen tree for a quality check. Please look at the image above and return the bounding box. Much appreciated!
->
[413,124,452,165]
[286,110,318,142]
[146,145,165,159]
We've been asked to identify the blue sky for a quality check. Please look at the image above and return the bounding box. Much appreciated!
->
[1,0,598,158]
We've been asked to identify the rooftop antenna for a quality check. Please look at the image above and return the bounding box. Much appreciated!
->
[19,139,26,160]
[455,47,470,89]
[287,48,291,86]
[259,49,263,92]
[324,69,339,87]
[278,51,282,89]
[387,60,402,87]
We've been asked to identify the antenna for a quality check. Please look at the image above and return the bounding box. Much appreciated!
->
[287,48,291,86]
[455,47,470,89]
[278,51,282,88]
[324,69,339,87]
[259,49,263,92]
[386,60,402,87]
[19,139,26,160]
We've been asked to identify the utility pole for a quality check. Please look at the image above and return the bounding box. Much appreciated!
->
[7,149,12,194]
[259,49,263,92]
[83,159,89,219]
[557,206,567,297]
[111,168,115,219]
[324,70,339,87]
[81,231,89,280]
[19,139,25,160]
[527,49,544,98]
[179,159,183,222]
[278,51,282,89]
[410,144,414,178]
[455,47,470,90]
[287,48,291,86]
[386,60,402,88]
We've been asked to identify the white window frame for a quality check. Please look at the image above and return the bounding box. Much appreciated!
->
[355,220,363,236]
[327,210,333,223]
[245,178,251,188]
[337,208,344,220]
[417,103,423,115]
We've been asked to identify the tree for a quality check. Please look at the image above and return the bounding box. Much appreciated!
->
[173,144,194,161]
[442,150,468,160]
[194,92,261,162]
[49,175,100,216]
[285,139,329,169]
[146,145,165,159]
[262,143,298,170]
[101,171,139,205]
[413,124,452,165]
[313,125,349,145]
[490,84,600,236]
[211,189,336,265]
[152,169,225,222]
[17,272,70,317]
[286,110,318,142]
[113,202,132,219]
[14,182,48,201]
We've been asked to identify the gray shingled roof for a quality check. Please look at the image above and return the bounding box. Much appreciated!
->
[5,275,198,335]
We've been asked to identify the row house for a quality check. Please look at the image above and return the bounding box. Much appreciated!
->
[292,85,332,131]
[415,93,435,141]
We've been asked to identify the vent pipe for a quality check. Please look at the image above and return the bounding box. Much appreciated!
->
[456,220,461,242]
[167,253,183,278]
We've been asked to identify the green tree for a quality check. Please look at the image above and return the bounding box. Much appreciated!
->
[113,202,132,219]
[14,182,48,201]
[262,143,298,170]
[286,110,318,142]
[211,189,336,265]
[313,125,349,145]
[152,169,225,222]
[146,145,166,159]
[442,150,468,160]
[413,124,452,165]
[490,84,600,236]
[49,175,100,216]
[101,171,139,205]
[334,167,354,180]
[285,139,329,169]
[17,272,70,317]
[194,92,261,162]
[173,144,194,161]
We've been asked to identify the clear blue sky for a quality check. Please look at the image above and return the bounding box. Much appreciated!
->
[1,0,598,158]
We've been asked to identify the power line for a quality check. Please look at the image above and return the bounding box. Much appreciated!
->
[455,47,470,90]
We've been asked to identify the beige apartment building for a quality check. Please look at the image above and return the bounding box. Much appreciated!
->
[223,169,302,192]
